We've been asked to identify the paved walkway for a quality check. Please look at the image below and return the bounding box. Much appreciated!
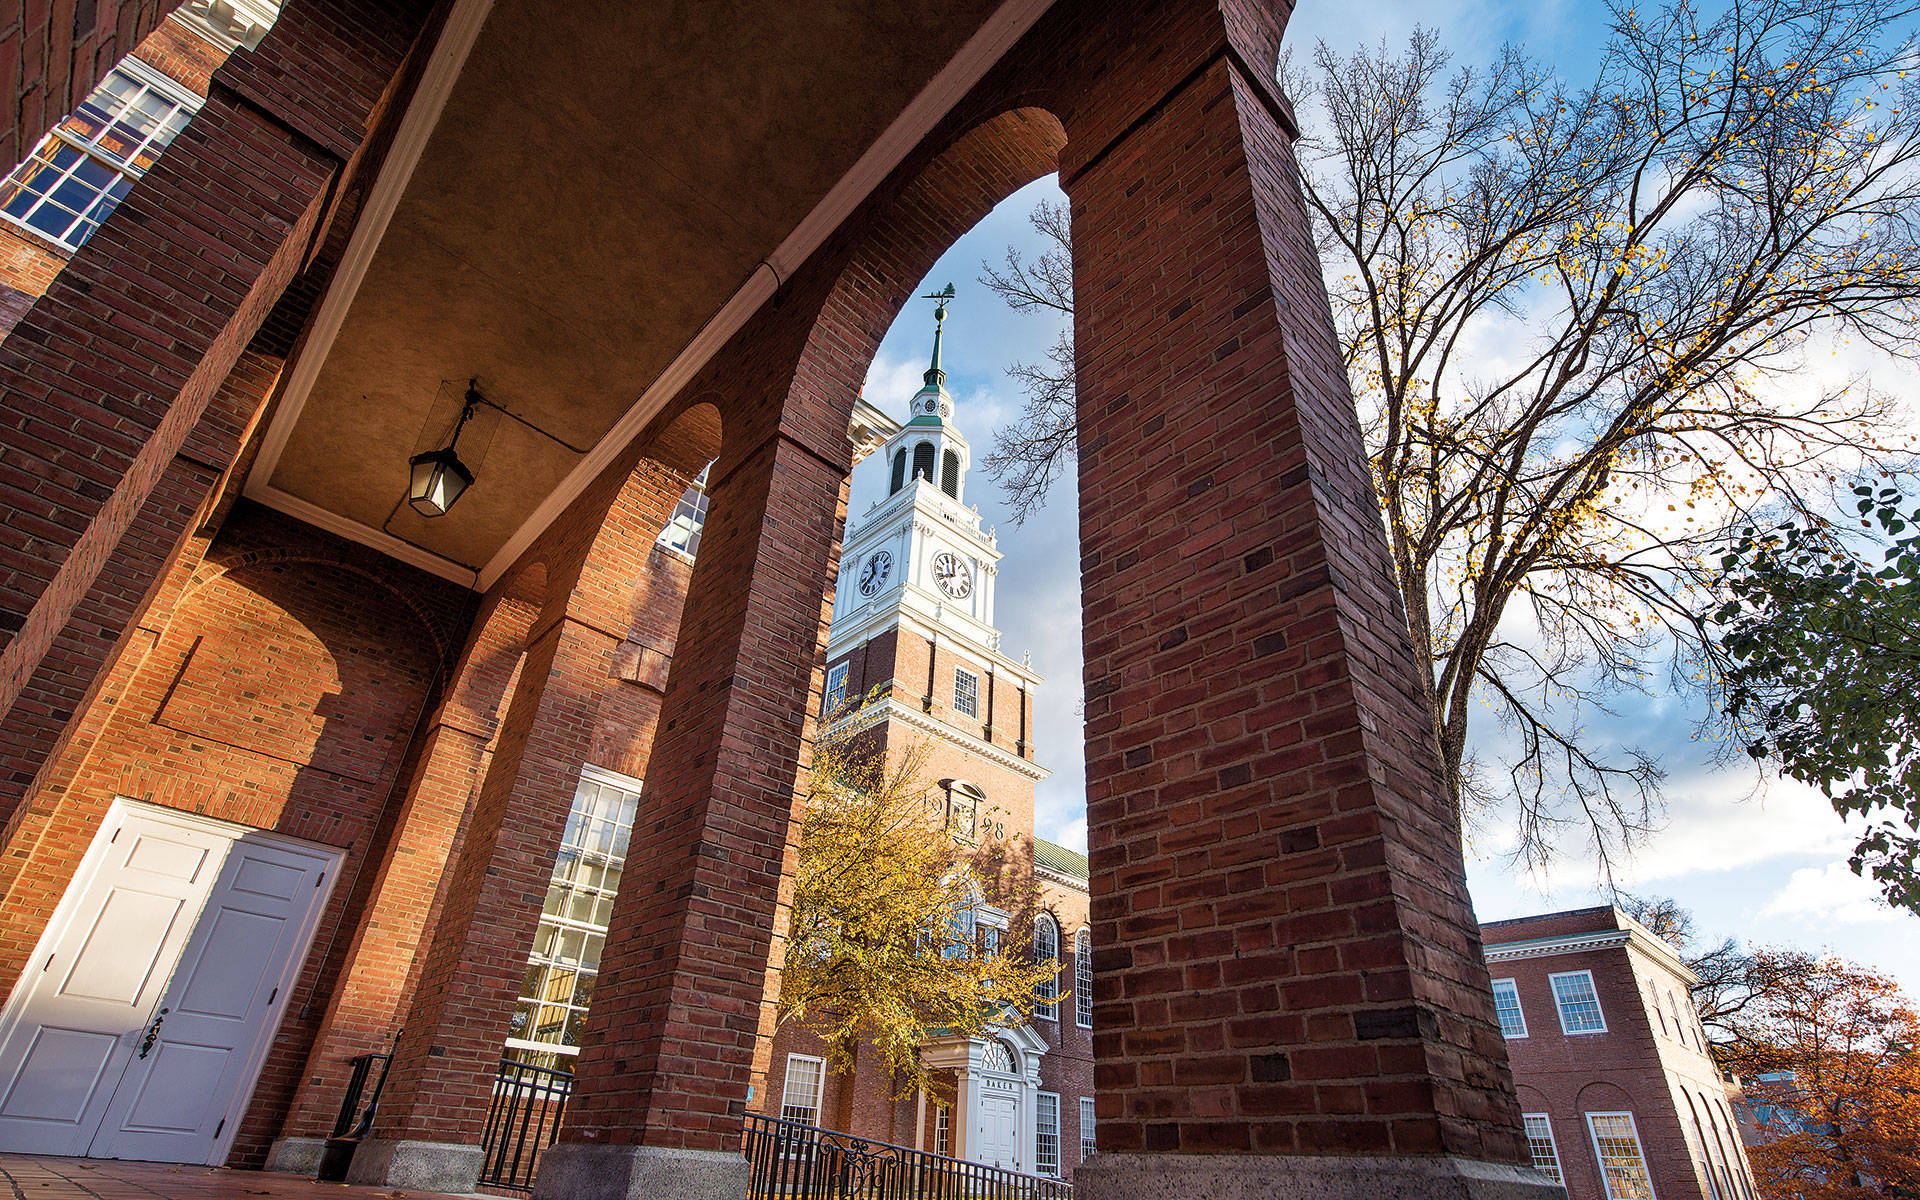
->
[0,1157,476,1200]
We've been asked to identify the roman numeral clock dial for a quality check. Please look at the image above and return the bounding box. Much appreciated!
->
[858,550,892,597]
[931,551,972,599]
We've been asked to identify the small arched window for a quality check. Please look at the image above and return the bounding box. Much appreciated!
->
[941,450,960,497]
[890,448,907,494]
[1034,913,1060,1017]
[945,878,980,959]
[912,442,935,483]
[981,1040,1016,1074]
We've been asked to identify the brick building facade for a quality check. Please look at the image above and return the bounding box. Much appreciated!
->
[1485,909,1758,1200]
[0,2,1568,1198]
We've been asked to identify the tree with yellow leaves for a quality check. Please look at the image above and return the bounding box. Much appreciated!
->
[778,709,1055,1095]
[983,0,1920,875]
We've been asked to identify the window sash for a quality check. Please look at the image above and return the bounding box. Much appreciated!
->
[1522,1114,1562,1184]
[1586,1112,1656,1200]
[1551,970,1607,1034]
[1033,914,1059,1016]
[823,662,849,717]
[781,1055,826,1126]
[1079,1096,1096,1160]
[1491,978,1527,1038]
[1075,930,1093,1029]
[1036,1093,1060,1177]
[935,1103,951,1157]
[954,667,980,718]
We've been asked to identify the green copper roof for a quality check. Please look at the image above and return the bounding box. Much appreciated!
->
[1034,838,1088,882]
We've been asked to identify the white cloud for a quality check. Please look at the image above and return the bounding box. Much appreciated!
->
[1761,861,1902,925]
[1614,773,1858,885]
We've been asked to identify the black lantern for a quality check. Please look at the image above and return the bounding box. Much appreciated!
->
[407,384,480,517]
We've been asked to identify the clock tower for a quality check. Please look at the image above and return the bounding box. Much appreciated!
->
[822,285,1046,840]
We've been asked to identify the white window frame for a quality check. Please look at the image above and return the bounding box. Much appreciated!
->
[1079,1095,1096,1160]
[1521,1113,1562,1184]
[1033,911,1059,1019]
[1075,928,1093,1029]
[1586,1111,1657,1200]
[1550,969,1607,1034]
[954,665,980,718]
[0,56,200,251]
[1491,977,1527,1039]
[823,662,849,717]
[935,1102,952,1156]
[1036,1091,1060,1177]
[781,1053,826,1127]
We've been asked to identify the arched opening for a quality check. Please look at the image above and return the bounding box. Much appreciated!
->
[912,441,935,483]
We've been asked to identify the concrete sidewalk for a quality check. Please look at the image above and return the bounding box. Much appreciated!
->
[0,1157,478,1200]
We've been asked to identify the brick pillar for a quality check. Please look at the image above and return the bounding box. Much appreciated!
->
[263,589,536,1174]
[0,0,433,777]
[347,612,613,1192]
[534,429,848,1200]
[1064,4,1559,1197]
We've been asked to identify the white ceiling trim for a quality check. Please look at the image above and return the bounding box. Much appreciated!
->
[245,0,1056,593]
[248,483,479,586]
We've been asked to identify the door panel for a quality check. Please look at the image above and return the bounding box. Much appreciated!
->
[0,810,229,1155]
[0,802,340,1163]
[88,835,337,1164]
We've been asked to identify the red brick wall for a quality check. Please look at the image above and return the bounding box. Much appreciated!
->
[0,0,180,183]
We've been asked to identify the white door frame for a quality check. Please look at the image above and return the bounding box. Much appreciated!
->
[0,798,342,1164]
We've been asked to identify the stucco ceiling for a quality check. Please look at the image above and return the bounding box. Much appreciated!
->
[260,0,1004,575]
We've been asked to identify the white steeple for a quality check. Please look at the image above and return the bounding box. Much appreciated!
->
[884,282,972,505]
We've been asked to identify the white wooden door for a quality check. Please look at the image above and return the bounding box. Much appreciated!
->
[977,1095,1021,1171]
[0,801,338,1163]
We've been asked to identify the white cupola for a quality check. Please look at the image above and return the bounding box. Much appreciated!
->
[882,283,971,505]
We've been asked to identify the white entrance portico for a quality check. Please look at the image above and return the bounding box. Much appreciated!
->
[920,1024,1047,1173]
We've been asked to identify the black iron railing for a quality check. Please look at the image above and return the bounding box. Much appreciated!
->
[743,1112,1073,1200]
[478,1058,573,1193]
[316,1052,392,1182]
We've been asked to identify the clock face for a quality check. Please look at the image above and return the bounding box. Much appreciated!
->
[931,551,972,599]
[858,550,893,597]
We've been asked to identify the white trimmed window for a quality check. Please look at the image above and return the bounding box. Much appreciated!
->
[1551,970,1607,1034]
[1522,1114,1562,1184]
[1079,1096,1097,1160]
[0,58,198,250]
[823,662,849,717]
[1491,978,1527,1038]
[1033,912,1060,1018]
[1587,1112,1656,1200]
[1075,928,1093,1029]
[781,1054,825,1126]
[1036,1092,1060,1177]
[935,1103,951,1156]
[954,666,980,718]
[505,768,642,1068]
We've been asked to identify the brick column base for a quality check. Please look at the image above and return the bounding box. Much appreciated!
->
[535,1144,749,1200]
[1078,1155,1563,1200]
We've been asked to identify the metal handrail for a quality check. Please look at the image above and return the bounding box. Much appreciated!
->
[329,1052,393,1140]
[743,1111,1072,1200]
[478,1058,573,1193]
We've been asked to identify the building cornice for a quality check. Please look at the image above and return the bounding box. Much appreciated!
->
[829,697,1049,782]
[826,599,1042,688]
[1483,926,1698,985]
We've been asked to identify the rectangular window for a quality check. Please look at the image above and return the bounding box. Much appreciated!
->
[1036,1092,1060,1177]
[1075,929,1093,1029]
[1522,1114,1562,1184]
[935,1103,951,1156]
[954,667,979,718]
[1587,1112,1656,1200]
[979,923,1001,958]
[656,464,711,558]
[0,59,197,250]
[1079,1096,1096,1160]
[1551,970,1607,1034]
[506,769,642,1067]
[823,662,849,717]
[781,1054,826,1126]
[1491,978,1527,1038]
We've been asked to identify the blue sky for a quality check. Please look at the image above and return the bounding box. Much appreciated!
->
[851,0,1920,996]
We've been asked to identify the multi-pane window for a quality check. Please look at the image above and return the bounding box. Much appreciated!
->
[1033,913,1059,1018]
[1491,978,1528,1038]
[980,1040,1016,1074]
[1522,1114,1562,1184]
[935,1103,952,1156]
[781,1054,825,1126]
[656,463,711,557]
[823,662,849,717]
[1587,1112,1656,1200]
[979,922,1001,958]
[1036,1093,1060,1177]
[1551,970,1607,1034]
[505,770,641,1067]
[1,60,199,250]
[954,667,980,718]
[1075,928,1093,1029]
[1079,1096,1097,1160]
